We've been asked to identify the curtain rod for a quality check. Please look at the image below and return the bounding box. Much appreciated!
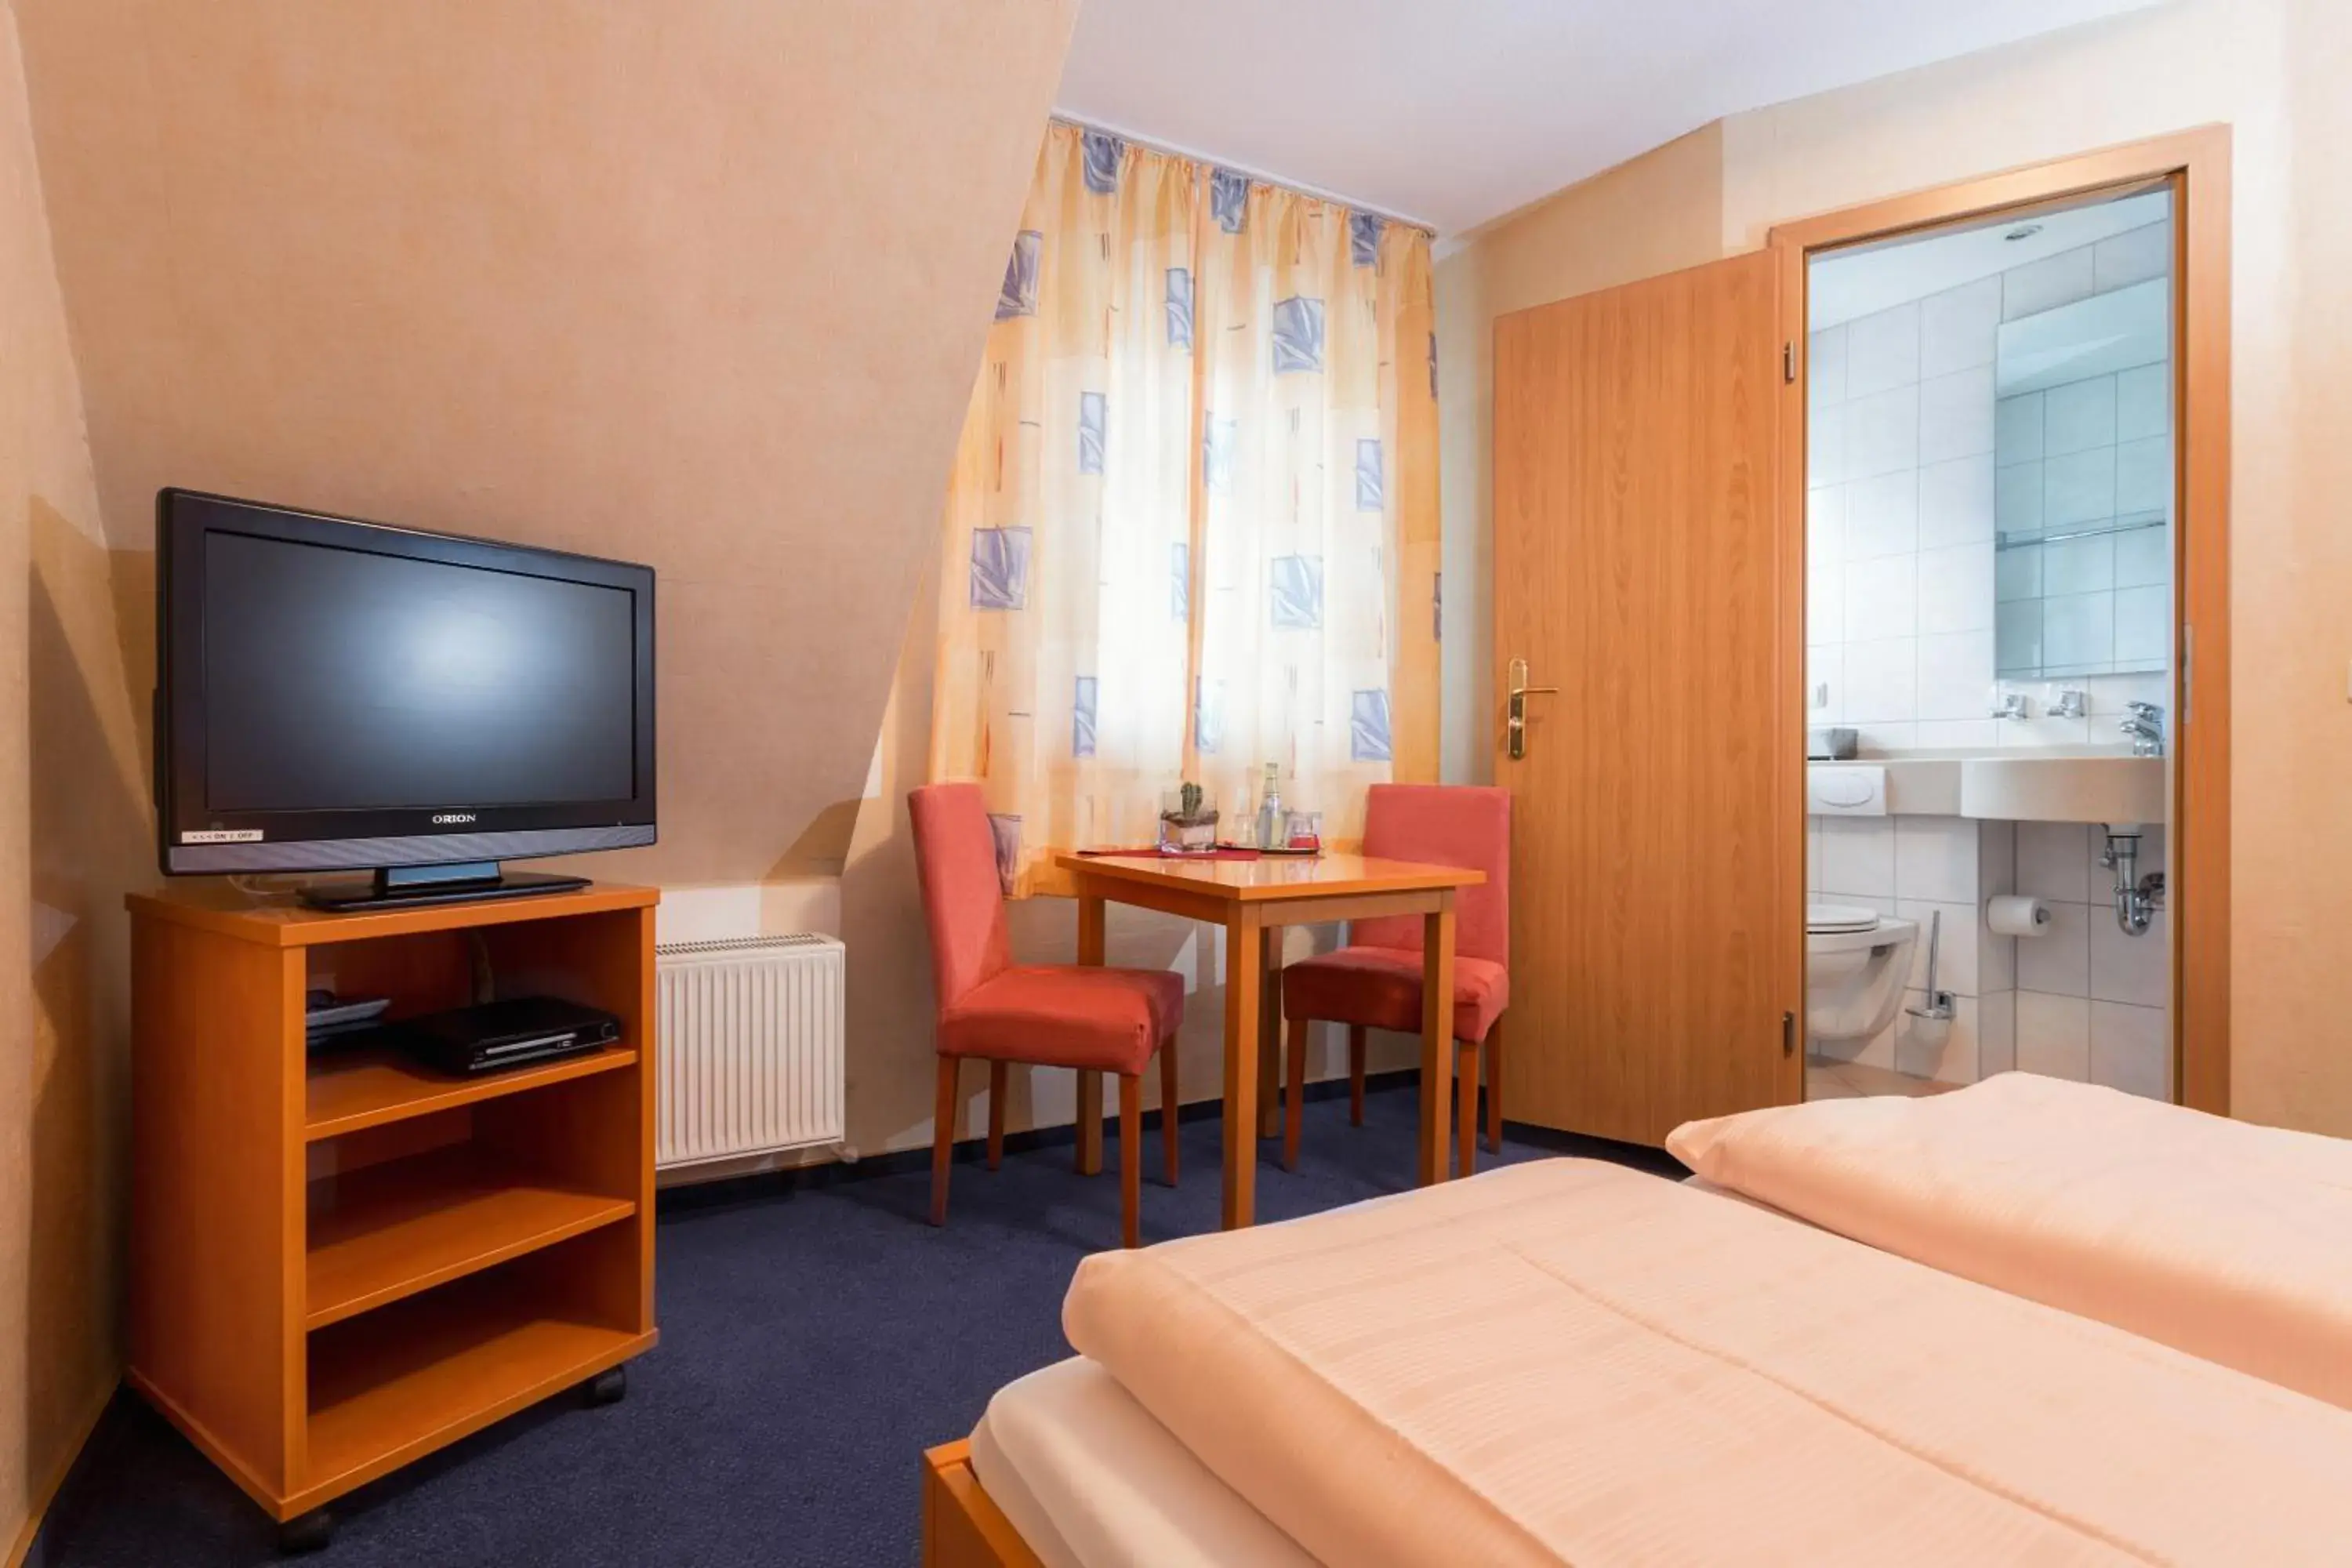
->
[1047,112,1438,236]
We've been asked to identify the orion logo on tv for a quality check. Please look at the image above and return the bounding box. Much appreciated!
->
[430,812,478,825]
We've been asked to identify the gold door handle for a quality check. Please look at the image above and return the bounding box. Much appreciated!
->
[1505,658,1558,760]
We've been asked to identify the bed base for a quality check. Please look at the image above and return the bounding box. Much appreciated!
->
[922,1439,1045,1568]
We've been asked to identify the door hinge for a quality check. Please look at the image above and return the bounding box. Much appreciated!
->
[2181,622,2193,728]
[1783,342,1797,383]
[1781,1010,1797,1057]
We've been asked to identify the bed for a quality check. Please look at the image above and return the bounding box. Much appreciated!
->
[924,1077,2352,1566]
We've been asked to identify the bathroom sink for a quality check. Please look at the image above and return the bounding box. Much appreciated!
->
[1958,750,2165,824]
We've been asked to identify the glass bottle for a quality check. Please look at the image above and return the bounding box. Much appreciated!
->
[1255,764,1284,851]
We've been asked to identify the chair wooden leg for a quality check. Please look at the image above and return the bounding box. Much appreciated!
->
[1348,1025,1367,1127]
[986,1061,1007,1171]
[1483,1019,1504,1152]
[930,1056,958,1227]
[1159,1040,1180,1187]
[1076,1069,1103,1175]
[1282,1015,1308,1171]
[1455,1039,1478,1179]
[1120,1073,1142,1249]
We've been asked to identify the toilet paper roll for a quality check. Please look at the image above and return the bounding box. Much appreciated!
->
[1987,895,2053,938]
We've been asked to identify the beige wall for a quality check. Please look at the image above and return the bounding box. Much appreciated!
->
[0,0,1083,1543]
[13,0,1078,892]
[0,0,122,1550]
[1436,0,2352,1134]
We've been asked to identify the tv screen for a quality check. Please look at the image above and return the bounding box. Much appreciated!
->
[157,490,656,887]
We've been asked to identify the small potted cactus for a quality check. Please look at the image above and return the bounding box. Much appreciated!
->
[1157,780,1218,855]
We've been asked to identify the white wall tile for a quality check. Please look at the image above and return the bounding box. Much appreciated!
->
[1995,392,2044,464]
[2016,991,2090,1081]
[1820,815,1896,898]
[2114,436,2171,515]
[1918,455,1994,549]
[1807,819,1822,891]
[2044,448,2117,527]
[1918,277,2001,378]
[1995,461,2043,532]
[2016,821,2090,904]
[2112,525,2169,589]
[1916,719,1998,749]
[1846,556,1918,642]
[1846,301,1921,397]
[2016,898,2091,995]
[1808,644,1843,720]
[1846,384,1920,481]
[2042,591,2115,668]
[1808,484,1845,566]
[1976,818,2016,897]
[2092,220,2170,293]
[1809,325,1848,409]
[1916,544,1994,635]
[1809,564,1844,644]
[2089,1000,2170,1099]
[2002,245,2095,321]
[1993,712,2090,748]
[2089,907,2168,1008]
[1809,402,1846,488]
[1917,630,1994,720]
[1851,722,1918,753]
[2042,535,2114,596]
[1977,990,2017,1076]
[1842,635,1918,721]
[1845,471,1918,560]
[2115,362,2169,442]
[2113,585,2169,666]
[1895,815,1980,904]
[2043,375,2118,456]
[1919,366,1996,465]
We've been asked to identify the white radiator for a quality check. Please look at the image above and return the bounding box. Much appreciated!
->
[655,934,846,1169]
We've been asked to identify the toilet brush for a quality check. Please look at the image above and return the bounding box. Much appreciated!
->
[1904,909,1957,1049]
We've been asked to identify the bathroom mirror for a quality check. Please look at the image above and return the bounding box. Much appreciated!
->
[1992,194,2175,679]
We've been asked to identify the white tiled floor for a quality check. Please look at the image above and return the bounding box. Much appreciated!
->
[1807,1057,1953,1100]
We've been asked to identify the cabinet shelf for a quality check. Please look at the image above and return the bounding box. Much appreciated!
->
[307,1145,636,1329]
[128,881,657,1524]
[305,1264,649,1508]
[306,1043,637,1142]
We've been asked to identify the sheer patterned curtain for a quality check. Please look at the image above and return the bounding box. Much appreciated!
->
[931,122,1439,895]
[1190,174,1440,844]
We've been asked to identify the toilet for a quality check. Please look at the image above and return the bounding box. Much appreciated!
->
[1806,904,1918,1046]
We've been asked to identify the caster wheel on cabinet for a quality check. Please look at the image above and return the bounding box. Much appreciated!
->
[584,1365,627,1406]
[277,1508,336,1555]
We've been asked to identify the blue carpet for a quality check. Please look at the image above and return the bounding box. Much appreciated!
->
[36,1086,1678,1566]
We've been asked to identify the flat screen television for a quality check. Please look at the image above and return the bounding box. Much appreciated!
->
[155,489,656,910]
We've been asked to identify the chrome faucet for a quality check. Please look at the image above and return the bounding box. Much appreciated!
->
[2120,701,2165,757]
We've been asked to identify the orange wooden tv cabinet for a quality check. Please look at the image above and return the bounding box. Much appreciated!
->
[125,881,659,1552]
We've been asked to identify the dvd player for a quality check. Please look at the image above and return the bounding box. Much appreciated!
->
[393,996,622,1075]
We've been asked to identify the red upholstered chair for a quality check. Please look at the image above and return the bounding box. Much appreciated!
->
[1281,784,1511,1176]
[908,782,1181,1247]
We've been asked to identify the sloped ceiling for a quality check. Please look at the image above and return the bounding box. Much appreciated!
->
[1056,0,2162,234]
[12,0,1078,886]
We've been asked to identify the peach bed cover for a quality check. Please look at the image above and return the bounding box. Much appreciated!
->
[1064,1158,2352,1566]
[1671,1072,2352,1413]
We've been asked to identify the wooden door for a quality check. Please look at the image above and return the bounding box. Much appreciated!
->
[1493,250,1801,1146]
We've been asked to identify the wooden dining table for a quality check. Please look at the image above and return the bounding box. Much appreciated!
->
[1052,851,1488,1229]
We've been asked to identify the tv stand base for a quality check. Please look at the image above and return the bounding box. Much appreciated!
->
[299,862,590,913]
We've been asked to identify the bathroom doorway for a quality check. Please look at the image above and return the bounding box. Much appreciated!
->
[1773,131,2230,1112]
